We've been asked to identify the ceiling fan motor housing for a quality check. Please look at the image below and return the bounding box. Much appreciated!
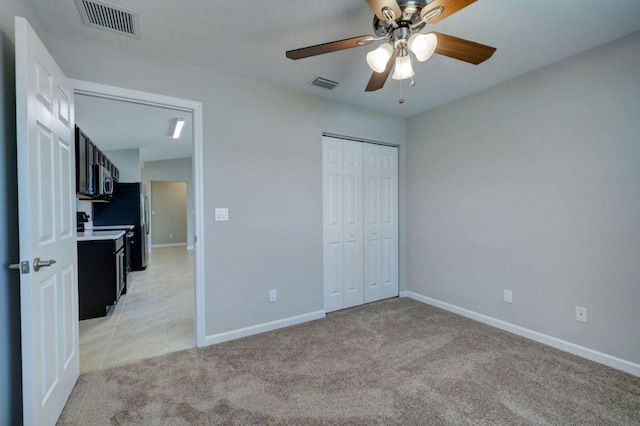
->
[373,0,428,38]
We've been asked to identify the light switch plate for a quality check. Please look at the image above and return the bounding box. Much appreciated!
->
[215,208,229,221]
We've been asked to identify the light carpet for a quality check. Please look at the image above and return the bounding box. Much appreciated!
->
[58,298,640,425]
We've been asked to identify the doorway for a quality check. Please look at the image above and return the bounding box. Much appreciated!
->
[72,80,205,371]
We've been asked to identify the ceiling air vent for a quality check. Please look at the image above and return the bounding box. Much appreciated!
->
[75,0,140,38]
[310,76,339,90]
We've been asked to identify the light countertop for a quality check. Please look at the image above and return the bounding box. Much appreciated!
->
[77,230,126,241]
[90,225,135,231]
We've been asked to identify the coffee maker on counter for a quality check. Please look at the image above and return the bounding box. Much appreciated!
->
[76,212,89,232]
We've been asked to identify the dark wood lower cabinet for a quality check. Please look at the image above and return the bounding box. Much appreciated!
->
[77,237,125,320]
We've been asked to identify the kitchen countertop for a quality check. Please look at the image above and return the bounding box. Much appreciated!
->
[77,230,126,241]
[90,225,135,231]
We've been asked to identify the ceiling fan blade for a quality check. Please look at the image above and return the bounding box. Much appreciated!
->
[365,48,399,92]
[366,0,402,20]
[433,32,496,65]
[286,35,374,60]
[421,0,477,24]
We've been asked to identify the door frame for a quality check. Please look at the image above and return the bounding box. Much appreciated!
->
[72,79,206,347]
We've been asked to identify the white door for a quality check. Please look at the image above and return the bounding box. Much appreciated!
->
[364,144,399,303]
[323,137,364,312]
[323,137,398,313]
[15,17,79,426]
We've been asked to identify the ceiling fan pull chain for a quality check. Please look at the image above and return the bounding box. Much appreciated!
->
[410,54,416,87]
[399,72,404,104]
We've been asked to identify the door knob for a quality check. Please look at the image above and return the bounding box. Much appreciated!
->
[33,258,56,272]
[8,261,30,274]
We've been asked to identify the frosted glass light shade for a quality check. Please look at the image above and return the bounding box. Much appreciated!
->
[407,33,437,62]
[392,55,414,80]
[366,43,393,73]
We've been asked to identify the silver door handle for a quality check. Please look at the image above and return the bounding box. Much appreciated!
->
[33,257,56,272]
[8,261,29,273]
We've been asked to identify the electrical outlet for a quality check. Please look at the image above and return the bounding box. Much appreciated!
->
[504,290,513,303]
[169,233,173,239]
[575,306,588,323]
[269,289,277,302]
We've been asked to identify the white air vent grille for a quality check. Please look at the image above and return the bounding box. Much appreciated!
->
[310,76,339,90]
[76,0,140,38]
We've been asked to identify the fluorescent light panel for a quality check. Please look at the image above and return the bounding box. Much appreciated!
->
[172,117,185,139]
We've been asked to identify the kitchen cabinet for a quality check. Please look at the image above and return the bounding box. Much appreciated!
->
[75,125,120,199]
[111,162,120,182]
[75,126,96,198]
[77,232,126,320]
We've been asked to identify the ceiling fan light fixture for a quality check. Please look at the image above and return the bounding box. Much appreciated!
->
[408,33,438,62]
[392,54,414,81]
[366,43,393,73]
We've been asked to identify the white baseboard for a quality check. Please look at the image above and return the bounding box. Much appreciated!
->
[400,291,640,377]
[151,243,187,248]
[202,310,326,346]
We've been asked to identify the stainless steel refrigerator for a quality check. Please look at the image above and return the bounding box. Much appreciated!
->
[93,182,148,270]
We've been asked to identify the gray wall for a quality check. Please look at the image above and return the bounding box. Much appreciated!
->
[407,32,640,365]
[142,157,195,249]
[150,181,187,245]
[104,148,142,182]
[0,21,22,426]
[46,34,409,337]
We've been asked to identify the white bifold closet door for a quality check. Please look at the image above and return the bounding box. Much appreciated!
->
[323,136,398,313]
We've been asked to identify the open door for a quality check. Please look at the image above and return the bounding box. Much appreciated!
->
[15,17,78,425]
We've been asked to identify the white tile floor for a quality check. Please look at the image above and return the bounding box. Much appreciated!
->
[79,246,195,373]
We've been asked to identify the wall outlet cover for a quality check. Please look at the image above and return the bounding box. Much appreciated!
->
[504,290,513,303]
[575,306,588,323]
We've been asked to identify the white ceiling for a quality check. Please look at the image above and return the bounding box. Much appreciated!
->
[75,94,193,162]
[31,0,640,119]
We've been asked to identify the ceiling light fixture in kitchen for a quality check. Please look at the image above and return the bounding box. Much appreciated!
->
[171,117,185,139]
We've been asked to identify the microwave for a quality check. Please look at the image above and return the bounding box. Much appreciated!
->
[94,165,113,197]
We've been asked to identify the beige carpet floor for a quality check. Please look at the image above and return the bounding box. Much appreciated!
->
[58,298,640,425]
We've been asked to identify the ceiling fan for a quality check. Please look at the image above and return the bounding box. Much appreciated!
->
[285,0,496,99]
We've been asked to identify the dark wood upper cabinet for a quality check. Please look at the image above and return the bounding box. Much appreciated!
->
[75,125,120,198]
[75,126,95,198]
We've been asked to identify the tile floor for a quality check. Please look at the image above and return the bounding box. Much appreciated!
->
[79,246,195,373]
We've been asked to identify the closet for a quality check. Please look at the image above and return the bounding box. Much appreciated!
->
[322,136,398,313]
